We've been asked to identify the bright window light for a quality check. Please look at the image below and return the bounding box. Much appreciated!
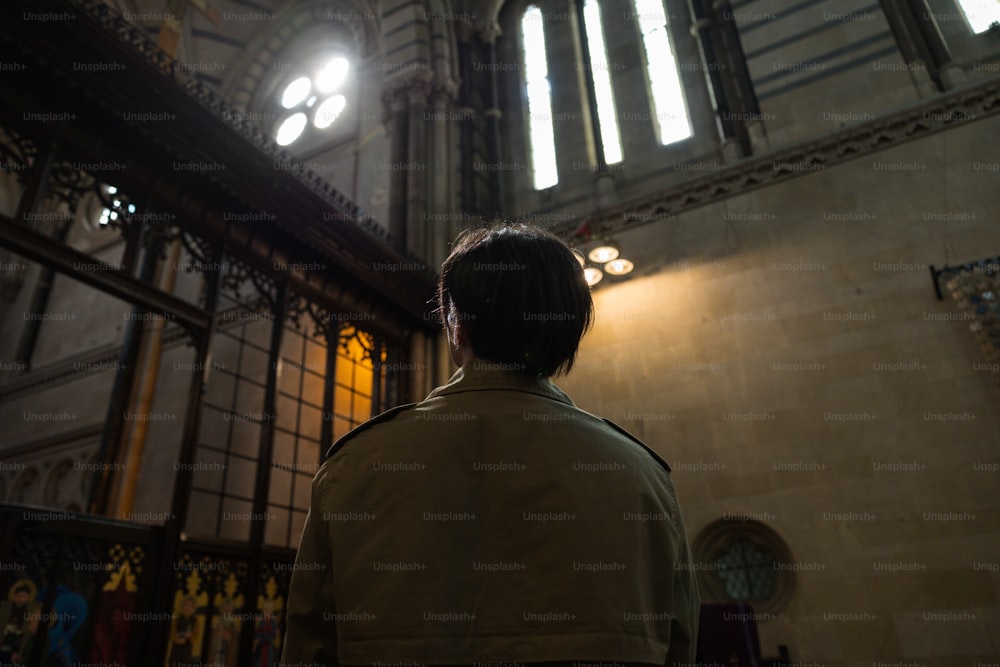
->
[956,0,1000,33]
[281,77,311,108]
[583,0,623,164]
[276,113,307,145]
[316,57,350,93]
[314,95,346,129]
[633,0,693,144]
[522,6,559,190]
[275,56,352,146]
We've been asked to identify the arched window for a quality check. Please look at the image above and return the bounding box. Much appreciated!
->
[273,55,352,147]
[582,0,624,165]
[515,0,696,190]
[955,0,1000,33]
[521,5,559,190]
[632,0,693,144]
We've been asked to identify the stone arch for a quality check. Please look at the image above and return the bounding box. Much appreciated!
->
[10,467,41,505]
[43,456,84,510]
[223,0,382,112]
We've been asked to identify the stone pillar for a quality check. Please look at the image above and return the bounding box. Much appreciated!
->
[877,0,939,96]
[543,2,598,186]
[385,93,409,254]
[712,0,768,152]
[685,0,741,162]
[383,71,438,256]
[478,21,506,216]
[406,83,428,257]
[602,0,659,161]
[905,0,966,89]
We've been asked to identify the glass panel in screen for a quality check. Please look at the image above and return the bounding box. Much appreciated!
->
[333,326,376,442]
[0,259,131,513]
[266,320,326,548]
[187,258,273,542]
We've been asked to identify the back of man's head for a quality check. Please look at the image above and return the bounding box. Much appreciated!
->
[438,222,594,378]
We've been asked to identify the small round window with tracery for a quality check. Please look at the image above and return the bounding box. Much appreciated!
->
[692,518,795,615]
[274,56,351,147]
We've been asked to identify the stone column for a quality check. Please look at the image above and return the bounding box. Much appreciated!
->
[478,20,506,216]
[877,0,939,96]
[685,0,741,162]
[543,2,598,186]
[384,90,409,254]
[602,0,659,162]
[406,82,429,257]
[904,0,966,89]
[712,0,768,151]
[382,71,437,256]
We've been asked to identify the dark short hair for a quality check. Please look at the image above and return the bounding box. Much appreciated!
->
[437,222,594,377]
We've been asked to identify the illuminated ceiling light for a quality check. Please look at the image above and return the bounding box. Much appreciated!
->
[313,95,346,129]
[604,258,634,276]
[106,185,117,194]
[280,77,311,108]
[588,241,619,264]
[584,266,603,286]
[316,57,350,93]
[276,113,307,146]
[571,248,586,267]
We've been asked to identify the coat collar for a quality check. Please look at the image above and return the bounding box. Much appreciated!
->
[425,358,576,407]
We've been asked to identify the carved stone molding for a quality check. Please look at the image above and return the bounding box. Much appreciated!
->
[1,438,100,512]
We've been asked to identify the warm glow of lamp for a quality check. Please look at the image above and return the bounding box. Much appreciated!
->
[584,267,603,286]
[604,258,634,276]
[588,242,619,264]
[571,248,586,267]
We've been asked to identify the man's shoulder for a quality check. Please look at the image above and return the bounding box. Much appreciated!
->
[597,417,672,474]
[323,402,418,460]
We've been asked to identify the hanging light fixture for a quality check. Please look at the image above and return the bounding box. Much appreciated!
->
[584,266,603,286]
[604,257,634,276]
[588,239,620,264]
[568,221,634,287]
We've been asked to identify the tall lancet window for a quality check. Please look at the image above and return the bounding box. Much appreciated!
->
[956,0,1000,33]
[522,6,559,189]
[582,0,624,164]
[633,0,693,144]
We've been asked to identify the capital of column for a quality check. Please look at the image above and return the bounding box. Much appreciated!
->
[381,69,435,114]
[476,20,502,45]
[456,18,476,42]
[689,17,711,37]
[381,71,463,123]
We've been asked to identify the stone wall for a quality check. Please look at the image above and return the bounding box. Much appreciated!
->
[554,112,1000,665]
